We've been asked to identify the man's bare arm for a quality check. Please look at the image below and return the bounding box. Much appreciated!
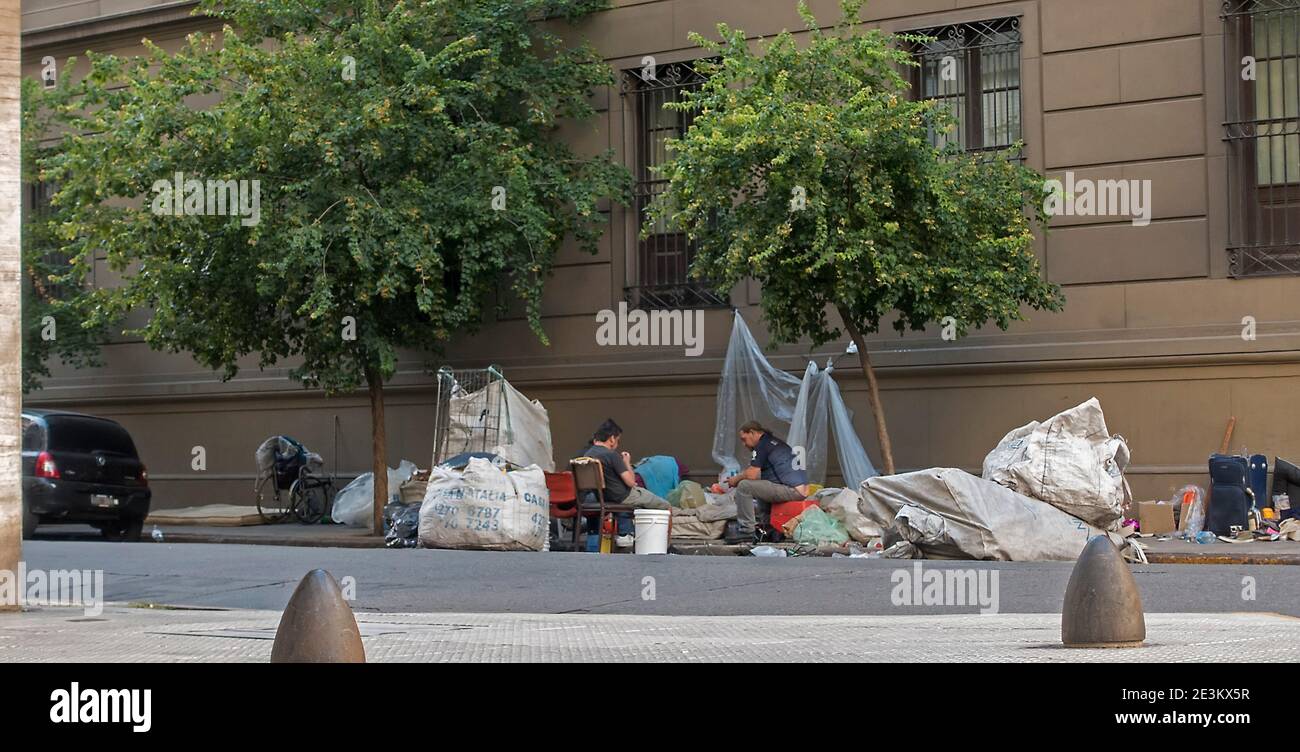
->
[726,466,761,486]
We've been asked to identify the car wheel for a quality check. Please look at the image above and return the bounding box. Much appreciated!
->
[101,514,145,542]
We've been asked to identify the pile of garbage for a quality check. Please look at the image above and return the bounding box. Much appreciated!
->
[858,398,1142,562]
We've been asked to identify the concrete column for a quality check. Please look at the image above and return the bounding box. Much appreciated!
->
[0,0,22,609]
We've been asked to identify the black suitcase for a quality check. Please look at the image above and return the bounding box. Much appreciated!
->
[1207,454,1253,536]
[1273,457,1300,520]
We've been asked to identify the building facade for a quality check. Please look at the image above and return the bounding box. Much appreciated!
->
[20,0,1300,509]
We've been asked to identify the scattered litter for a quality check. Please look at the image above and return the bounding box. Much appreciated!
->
[750,545,787,558]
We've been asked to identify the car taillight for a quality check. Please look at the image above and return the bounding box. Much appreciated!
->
[140,465,149,487]
[35,451,60,479]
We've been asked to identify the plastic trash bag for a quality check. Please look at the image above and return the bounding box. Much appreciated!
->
[332,460,417,528]
[667,480,707,509]
[791,506,850,546]
[817,487,883,543]
[384,501,421,548]
[696,491,737,522]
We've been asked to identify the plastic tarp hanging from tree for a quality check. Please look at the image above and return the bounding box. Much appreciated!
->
[712,314,802,476]
[712,312,878,487]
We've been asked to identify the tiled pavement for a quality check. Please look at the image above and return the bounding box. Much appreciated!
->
[2,605,1298,662]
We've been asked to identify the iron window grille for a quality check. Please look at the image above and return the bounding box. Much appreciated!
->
[907,17,1023,158]
[24,180,82,298]
[1224,0,1300,276]
[621,60,730,310]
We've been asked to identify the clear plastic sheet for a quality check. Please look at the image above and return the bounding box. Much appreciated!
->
[711,313,802,477]
[712,312,878,487]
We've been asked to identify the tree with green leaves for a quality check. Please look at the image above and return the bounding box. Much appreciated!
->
[651,0,1063,474]
[35,0,629,529]
[20,79,108,394]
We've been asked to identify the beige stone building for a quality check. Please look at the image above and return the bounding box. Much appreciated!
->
[19,0,1300,510]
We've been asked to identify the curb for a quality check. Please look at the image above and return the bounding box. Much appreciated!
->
[132,533,1300,563]
[143,532,387,549]
[1142,551,1300,566]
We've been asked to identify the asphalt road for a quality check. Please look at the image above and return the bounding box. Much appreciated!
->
[18,539,1300,617]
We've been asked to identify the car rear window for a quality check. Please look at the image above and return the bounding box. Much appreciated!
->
[21,417,46,451]
[45,417,138,456]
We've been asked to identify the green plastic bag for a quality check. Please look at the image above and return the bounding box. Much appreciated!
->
[666,480,707,509]
[792,506,850,545]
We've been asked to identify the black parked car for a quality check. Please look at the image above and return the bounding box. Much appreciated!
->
[21,409,151,540]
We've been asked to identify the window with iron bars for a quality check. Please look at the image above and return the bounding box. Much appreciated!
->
[621,60,730,310]
[907,17,1023,158]
[24,180,83,299]
[1224,0,1300,276]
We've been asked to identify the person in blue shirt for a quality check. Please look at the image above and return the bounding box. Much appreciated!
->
[724,421,810,543]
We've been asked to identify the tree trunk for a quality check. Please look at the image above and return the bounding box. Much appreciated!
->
[365,365,388,535]
[837,308,895,475]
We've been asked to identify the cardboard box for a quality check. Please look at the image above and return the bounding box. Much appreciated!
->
[1137,501,1176,535]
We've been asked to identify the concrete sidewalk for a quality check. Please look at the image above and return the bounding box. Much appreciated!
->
[31,522,1300,563]
[2,605,1298,662]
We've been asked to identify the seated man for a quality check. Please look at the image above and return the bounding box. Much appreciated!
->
[580,419,671,510]
[724,421,810,543]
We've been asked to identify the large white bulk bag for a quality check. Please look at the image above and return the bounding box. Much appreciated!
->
[981,398,1130,530]
[859,468,1130,562]
[418,458,548,551]
[494,381,555,472]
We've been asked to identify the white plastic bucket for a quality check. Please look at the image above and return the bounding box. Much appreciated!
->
[633,509,672,555]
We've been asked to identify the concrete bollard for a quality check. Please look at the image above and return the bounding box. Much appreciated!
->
[1061,535,1146,648]
[270,569,366,663]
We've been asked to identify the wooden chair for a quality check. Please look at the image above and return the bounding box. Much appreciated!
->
[544,470,580,551]
[569,456,637,549]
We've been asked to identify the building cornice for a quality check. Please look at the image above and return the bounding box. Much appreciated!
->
[22,1,205,52]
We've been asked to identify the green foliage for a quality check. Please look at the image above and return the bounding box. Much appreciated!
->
[35,0,630,393]
[650,0,1063,348]
[21,78,107,393]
